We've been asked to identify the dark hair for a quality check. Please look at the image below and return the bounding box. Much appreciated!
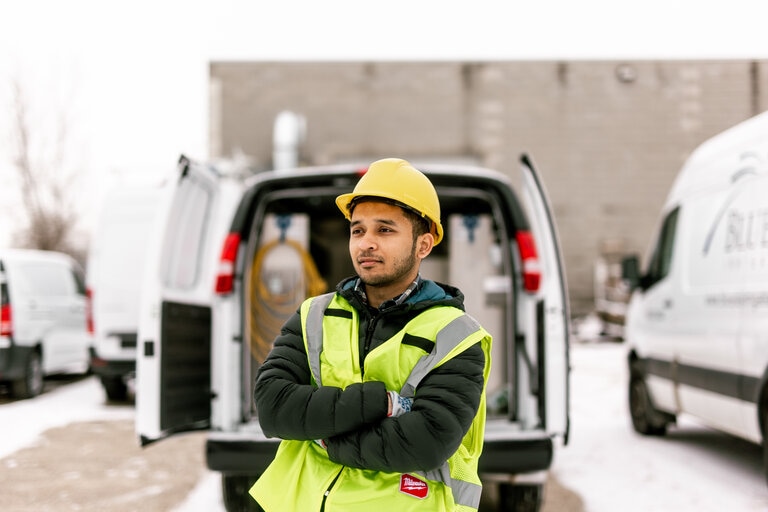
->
[348,196,431,241]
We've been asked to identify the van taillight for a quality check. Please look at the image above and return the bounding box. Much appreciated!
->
[1,303,11,337]
[516,230,542,293]
[215,232,241,295]
[86,288,94,334]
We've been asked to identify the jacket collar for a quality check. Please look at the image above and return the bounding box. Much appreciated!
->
[338,275,465,312]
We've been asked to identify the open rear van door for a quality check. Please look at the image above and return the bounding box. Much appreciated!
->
[136,156,243,445]
[520,154,570,441]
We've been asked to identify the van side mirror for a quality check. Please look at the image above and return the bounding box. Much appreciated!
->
[621,255,641,290]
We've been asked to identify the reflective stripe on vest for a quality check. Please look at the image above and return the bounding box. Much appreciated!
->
[399,313,483,398]
[417,463,483,509]
[303,293,487,509]
[304,292,335,386]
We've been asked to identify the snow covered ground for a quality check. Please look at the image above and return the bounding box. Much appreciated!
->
[2,339,767,511]
[552,340,768,511]
[0,377,134,460]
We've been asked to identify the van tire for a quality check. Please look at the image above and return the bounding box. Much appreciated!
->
[100,376,128,402]
[12,350,44,399]
[497,483,543,512]
[628,375,667,436]
[762,407,768,487]
[221,474,263,512]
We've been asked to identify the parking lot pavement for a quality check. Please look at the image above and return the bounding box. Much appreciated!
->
[0,416,582,512]
[0,419,207,512]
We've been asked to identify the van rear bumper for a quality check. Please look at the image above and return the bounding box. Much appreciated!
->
[479,437,553,474]
[206,435,280,474]
[205,432,553,476]
[88,347,135,378]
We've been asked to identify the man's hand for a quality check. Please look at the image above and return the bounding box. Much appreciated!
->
[387,390,413,417]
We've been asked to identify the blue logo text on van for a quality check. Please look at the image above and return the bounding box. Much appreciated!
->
[724,207,768,253]
[702,163,767,256]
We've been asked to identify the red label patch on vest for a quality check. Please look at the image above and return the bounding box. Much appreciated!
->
[399,474,428,499]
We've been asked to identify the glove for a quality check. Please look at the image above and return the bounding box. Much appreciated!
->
[387,390,413,417]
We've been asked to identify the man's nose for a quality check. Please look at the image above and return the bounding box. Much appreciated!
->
[357,233,377,250]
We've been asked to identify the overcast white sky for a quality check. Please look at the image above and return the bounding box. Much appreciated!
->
[1,0,768,245]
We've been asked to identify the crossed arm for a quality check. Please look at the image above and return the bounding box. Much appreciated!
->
[254,312,485,473]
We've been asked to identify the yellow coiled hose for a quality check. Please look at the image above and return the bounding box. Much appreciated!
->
[247,238,327,364]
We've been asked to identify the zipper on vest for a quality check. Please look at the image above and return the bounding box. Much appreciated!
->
[361,315,380,376]
[319,468,343,512]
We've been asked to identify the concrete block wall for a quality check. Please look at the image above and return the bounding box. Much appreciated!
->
[209,60,767,315]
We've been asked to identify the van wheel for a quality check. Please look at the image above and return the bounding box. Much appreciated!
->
[100,376,128,402]
[497,483,543,512]
[13,351,44,399]
[629,375,667,436]
[221,474,263,512]
[762,407,768,487]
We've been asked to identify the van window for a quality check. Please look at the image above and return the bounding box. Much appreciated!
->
[160,176,213,289]
[645,207,679,288]
[15,261,77,297]
[72,265,86,295]
[1,280,8,305]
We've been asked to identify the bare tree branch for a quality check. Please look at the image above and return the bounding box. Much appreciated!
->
[7,74,84,261]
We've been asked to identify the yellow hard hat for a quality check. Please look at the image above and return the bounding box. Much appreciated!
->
[336,158,443,245]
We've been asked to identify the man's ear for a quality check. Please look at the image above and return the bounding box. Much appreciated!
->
[416,233,435,260]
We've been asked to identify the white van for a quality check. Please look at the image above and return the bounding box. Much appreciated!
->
[623,110,768,480]
[86,183,163,401]
[0,249,89,398]
[135,154,570,512]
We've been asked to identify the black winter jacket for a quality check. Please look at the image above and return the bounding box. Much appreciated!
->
[253,276,486,473]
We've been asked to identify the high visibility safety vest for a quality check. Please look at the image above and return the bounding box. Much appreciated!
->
[251,292,492,512]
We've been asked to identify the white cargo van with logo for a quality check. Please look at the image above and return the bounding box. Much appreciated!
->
[86,183,163,401]
[0,249,89,398]
[136,155,570,512]
[623,110,768,481]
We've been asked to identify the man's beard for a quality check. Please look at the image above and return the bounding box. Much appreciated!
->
[358,241,418,288]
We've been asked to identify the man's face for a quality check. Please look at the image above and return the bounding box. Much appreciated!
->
[349,201,430,292]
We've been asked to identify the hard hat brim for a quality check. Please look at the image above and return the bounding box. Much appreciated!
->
[335,192,357,219]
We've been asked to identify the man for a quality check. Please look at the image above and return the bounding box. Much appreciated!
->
[250,158,492,511]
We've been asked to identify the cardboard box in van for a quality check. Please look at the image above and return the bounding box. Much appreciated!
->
[0,249,89,398]
[135,155,571,512]
[623,110,768,482]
